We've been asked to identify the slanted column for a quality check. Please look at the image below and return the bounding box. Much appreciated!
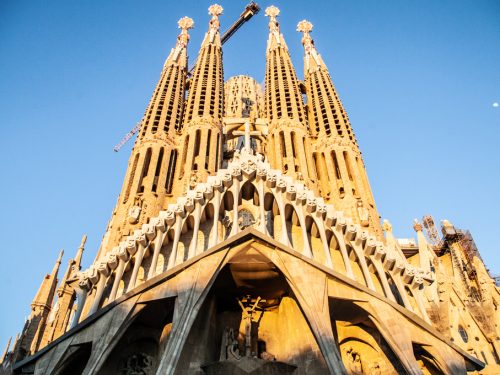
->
[89,262,110,315]
[70,278,90,329]
[109,260,125,302]
[209,187,222,247]
[148,217,167,279]
[168,205,186,268]
[411,279,431,323]
[127,231,148,292]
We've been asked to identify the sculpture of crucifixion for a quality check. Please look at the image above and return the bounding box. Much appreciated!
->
[237,295,265,357]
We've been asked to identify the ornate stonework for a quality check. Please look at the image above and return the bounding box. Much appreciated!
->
[3,3,499,375]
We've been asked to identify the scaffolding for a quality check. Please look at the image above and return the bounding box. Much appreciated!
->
[422,215,482,302]
[422,215,440,246]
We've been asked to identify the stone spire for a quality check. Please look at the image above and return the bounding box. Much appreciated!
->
[97,17,193,258]
[264,6,315,185]
[21,250,63,355]
[40,235,88,347]
[179,4,224,191]
[297,20,353,140]
[0,336,11,365]
[298,20,382,238]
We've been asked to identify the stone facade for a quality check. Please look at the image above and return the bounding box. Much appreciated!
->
[2,4,499,375]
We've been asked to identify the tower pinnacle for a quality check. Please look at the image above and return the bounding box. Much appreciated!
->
[167,17,193,65]
[179,4,225,191]
[205,4,223,46]
[265,6,286,50]
[264,6,314,185]
[297,20,324,73]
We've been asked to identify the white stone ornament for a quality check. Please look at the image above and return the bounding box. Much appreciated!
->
[178,16,194,31]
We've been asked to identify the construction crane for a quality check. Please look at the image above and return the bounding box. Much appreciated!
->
[113,2,260,152]
[113,122,141,152]
[221,2,260,44]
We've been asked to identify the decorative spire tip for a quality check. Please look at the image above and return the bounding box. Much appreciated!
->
[297,20,313,34]
[178,16,194,31]
[265,5,280,18]
[208,4,223,17]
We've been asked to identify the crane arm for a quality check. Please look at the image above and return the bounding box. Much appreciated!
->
[114,2,260,152]
[221,2,260,45]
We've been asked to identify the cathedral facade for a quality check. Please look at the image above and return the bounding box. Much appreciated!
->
[2,4,499,375]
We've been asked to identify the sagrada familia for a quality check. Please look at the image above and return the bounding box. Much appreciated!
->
[2,4,499,375]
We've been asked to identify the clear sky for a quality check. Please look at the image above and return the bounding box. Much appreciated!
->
[0,0,499,346]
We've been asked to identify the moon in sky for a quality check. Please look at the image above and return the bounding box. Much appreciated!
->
[493,102,499,108]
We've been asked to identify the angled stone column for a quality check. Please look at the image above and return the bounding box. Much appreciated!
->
[266,248,347,374]
[156,250,228,374]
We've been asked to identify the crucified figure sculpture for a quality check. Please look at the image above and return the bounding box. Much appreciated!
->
[237,295,265,357]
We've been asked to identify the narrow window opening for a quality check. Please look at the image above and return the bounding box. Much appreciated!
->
[279,131,286,158]
[205,129,211,170]
[124,153,140,203]
[192,129,201,170]
[332,152,341,180]
[137,148,152,194]
[290,132,297,158]
[165,149,178,194]
[179,135,189,178]
[215,134,220,171]
[152,148,164,193]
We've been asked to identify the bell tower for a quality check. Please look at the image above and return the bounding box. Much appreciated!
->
[297,20,382,237]
[98,17,193,258]
[264,6,317,187]
[177,4,225,192]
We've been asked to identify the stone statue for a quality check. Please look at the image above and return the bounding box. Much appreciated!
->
[345,346,363,374]
[237,295,265,357]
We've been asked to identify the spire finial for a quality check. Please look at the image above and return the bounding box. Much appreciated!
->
[265,6,282,48]
[265,6,280,30]
[178,16,194,32]
[175,16,194,51]
[265,5,280,21]
[297,19,313,35]
[297,20,315,53]
[206,4,223,43]
[208,4,223,17]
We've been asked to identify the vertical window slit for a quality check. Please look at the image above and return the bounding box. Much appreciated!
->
[165,150,178,194]
[137,148,152,194]
[152,148,164,193]
[205,129,211,169]
[124,153,140,203]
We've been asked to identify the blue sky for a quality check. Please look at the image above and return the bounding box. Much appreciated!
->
[0,0,499,346]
